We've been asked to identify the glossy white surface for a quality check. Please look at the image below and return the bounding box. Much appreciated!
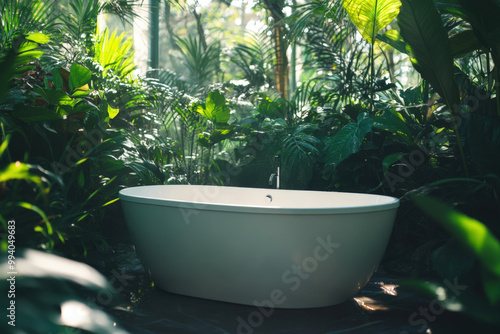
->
[119,185,399,308]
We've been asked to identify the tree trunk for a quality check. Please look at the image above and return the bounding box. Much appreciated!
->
[290,0,297,97]
[263,0,289,100]
[164,2,179,50]
[192,8,208,50]
[149,0,160,76]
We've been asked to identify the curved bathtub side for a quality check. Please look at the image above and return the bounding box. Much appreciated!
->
[120,194,397,308]
[119,185,399,214]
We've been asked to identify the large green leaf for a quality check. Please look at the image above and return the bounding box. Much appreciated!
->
[108,104,119,119]
[196,90,230,124]
[399,278,500,324]
[25,32,50,44]
[398,0,460,110]
[449,29,484,58]
[0,48,16,102]
[13,41,43,69]
[0,249,128,334]
[198,126,235,147]
[413,195,500,304]
[33,88,73,106]
[343,0,402,44]
[325,114,373,166]
[382,152,405,173]
[377,29,408,54]
[282,124,321,189]
[372,109,414,143]
[257,95,287,119]
[69,63,91,92]
[0,161,42,185]
[0,134,10,159]
[94,28,136,79]
[12,105,62,122]
[436,0,500,66]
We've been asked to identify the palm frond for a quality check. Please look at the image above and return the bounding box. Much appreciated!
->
[99,0,143,26]
[287,0,348,41]
[228,31,274,89]
[0,0,58,52]
[59,0,100,41]
[292,79,323,119]
[176,35,221,86]
[301,16,373,107]
[94,27,135,78]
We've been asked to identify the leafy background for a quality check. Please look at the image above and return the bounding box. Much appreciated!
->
[1,0,499,333]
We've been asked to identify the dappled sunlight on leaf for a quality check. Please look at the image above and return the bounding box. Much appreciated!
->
[413,195,500,278]
[414,195,500,305]
[196,90,230,124]
[108,104,120,119]
[7,249,110,289]
[60,300,128,334]
[0,161,42,185]
[343,0,402,44]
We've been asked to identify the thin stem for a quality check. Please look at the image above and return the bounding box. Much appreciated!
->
[379,44,395,85]
[370,42,375,113]
[452,120,469,177]
[486,52,492,93]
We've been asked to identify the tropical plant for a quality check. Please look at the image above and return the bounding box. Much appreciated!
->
[228,31,275,94]
[176,35,222,89]
[93,27,136,79]
[342,0,402,110]
[282,0,499,196]
[0,249,129,333]
[289,0,389,111]
[0,136,55,249]
[375,0,500,176]
[0,0,58,54]
[0,33,59,248]
[403,195,500,332]
[0,4,166,253]
[219,91,323,189]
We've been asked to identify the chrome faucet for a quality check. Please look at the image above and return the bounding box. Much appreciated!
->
[269,155,281,189]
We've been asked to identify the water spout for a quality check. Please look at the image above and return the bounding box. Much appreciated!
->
[269,155,281,189]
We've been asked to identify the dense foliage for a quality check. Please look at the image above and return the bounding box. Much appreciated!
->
[1,0,500,333]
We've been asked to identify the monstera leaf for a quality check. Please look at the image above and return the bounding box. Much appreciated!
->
[342,0,402,44]
[325,113,373,166]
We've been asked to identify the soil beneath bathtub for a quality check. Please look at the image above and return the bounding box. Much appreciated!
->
[89,241,459,334]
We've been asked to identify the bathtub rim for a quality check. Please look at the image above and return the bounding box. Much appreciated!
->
[119,185,399,215]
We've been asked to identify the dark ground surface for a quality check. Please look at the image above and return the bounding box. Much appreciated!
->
[90,243,441,334]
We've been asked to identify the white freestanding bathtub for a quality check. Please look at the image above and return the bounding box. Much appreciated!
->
[119,185,399,309]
